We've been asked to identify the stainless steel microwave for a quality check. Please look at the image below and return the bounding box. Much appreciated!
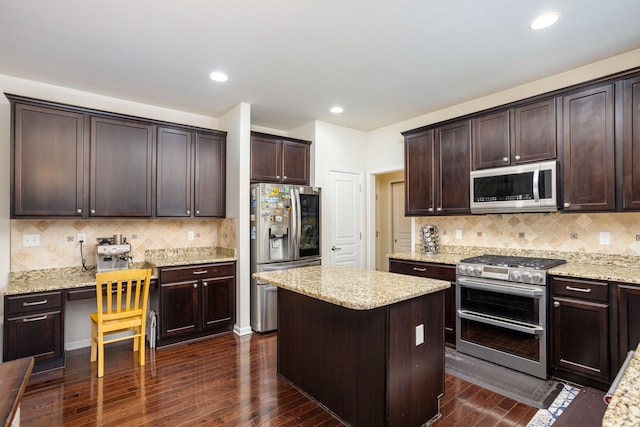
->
[470,160,559,214]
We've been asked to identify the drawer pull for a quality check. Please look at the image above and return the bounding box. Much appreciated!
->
[193,270,209,275]
[412,267,427,272]
[23,299,48,306]
[23,315,48,322]
[566,285,592,293]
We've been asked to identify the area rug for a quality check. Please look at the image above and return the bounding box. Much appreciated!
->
[444,347,565,409]
[525,384,580,426]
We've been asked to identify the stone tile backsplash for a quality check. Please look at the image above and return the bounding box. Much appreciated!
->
[10,217,237,272]
[416,212,640,256]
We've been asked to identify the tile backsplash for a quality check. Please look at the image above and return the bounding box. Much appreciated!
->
[416,212,640,255]
[10,217,237,272]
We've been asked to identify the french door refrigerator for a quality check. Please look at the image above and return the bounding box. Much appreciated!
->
[250,183,321,332]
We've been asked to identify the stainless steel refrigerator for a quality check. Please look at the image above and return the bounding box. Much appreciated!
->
[250,183,321,332]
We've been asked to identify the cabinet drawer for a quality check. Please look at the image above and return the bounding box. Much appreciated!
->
[389,259,455,281]
[5,291,63,316]
[160,263,235,282]
[551,277,608,303]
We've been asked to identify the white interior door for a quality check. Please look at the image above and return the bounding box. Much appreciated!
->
[327,170,362,267]
[392,182,412,253]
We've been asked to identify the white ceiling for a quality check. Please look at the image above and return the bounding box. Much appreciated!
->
[1,0,639,132]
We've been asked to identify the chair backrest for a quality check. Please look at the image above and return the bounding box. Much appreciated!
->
[95,269,152,322]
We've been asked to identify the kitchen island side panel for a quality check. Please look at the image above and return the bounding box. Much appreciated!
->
[277,288,387,426]
[277,287,444,427]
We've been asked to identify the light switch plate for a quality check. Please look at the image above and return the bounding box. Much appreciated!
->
[415,324,424,346]
[188,231,195,241]
[455,229,462,240]
[599,232,611,245]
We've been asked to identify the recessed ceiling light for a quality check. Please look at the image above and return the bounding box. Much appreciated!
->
[330,106,344,114]
[530,13,559,30]
[209,71,228,82]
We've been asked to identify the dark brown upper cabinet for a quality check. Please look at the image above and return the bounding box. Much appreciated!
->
[561,83,615,212]
[472,98,557,170]
[89,116,154,217]
[250,132,310,185]
[618,75,640,210]
[403,120,471,216]
[156,128,226,217]
[11,102,85,217]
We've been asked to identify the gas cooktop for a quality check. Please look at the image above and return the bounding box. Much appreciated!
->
[460,254,566,270]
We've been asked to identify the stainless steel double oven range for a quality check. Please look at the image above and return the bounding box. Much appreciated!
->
[456,255,565,379]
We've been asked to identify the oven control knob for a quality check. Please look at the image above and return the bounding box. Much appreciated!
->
[510,271,521,281]
[474,266,483,276]
[522,272,532,283]
[532,273,544,284]
[457,265,466,275]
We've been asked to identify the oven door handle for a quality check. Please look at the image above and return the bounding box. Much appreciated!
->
[458,310,545,335]
[457,278,544,298]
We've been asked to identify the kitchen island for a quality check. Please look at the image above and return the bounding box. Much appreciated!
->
[253,265,450,427]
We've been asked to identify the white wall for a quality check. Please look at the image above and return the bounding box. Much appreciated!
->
[220,102,252,335]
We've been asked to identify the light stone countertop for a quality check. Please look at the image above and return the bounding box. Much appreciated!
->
[602,343,640,427]
[5,246,237,296]
[252,264,450,310]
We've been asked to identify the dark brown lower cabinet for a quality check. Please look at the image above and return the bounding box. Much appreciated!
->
[157,262,235,346]
[550,277,612,389]
[617,283,640,364]
[389,258,456,345]
[3,291,65,372]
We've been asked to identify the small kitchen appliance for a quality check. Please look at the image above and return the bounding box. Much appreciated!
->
[420,225,439,254]
[95,236,132,272]
[456,254,565,379]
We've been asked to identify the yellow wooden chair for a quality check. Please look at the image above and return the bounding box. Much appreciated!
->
[90,268,152,377]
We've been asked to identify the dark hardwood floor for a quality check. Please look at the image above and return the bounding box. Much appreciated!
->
[20,332,537,426]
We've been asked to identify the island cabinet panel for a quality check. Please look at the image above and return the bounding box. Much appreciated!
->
[561,83,615,212]
[89,116,154,217]
[616,283,640,365]
[3,291,65,372]
[11,102,85,217]
[277,288,444,427]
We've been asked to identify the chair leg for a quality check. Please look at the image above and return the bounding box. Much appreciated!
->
[90,322,97,362]
[133,326,139,352]
[97,331,105,378]
[139,326,145,367]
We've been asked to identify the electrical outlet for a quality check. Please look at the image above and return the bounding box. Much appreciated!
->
[455,230,462,240]
[415,324,424,346]
[188,231,195,241]
[77,233,86,243]
[599,232,611,245]
[570,233,578,239]
[23,234,40,247]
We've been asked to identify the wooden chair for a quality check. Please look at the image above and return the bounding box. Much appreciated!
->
[90,268,152,377]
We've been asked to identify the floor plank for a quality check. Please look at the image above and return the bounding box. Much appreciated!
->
[19,332,536,426]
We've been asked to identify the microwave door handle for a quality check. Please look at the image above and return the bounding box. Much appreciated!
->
[533,169,540,202]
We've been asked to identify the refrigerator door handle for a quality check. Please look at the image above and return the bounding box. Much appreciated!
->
[290,187,300,260]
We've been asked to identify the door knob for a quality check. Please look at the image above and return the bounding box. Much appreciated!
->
[331,246,341,251]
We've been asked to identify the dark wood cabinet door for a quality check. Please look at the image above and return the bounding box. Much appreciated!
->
[90,116,154,217]
[156,127,192,217]
[435,120,471,215]
[281,140,310,184]
[617,284,640,362]
[513,98,557,163]
[251,134,282,182]
[201,275,235,329]
[472,110,511,169]
[552,296,610,382]
[620,76,640,210]
[562,84,615,211]
[404,130,434,216]
[4,311,63,372]
[160,280,199,338]
[194,132,226,217]
[12,103,84,217]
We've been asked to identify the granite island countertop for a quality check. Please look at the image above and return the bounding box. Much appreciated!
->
[252,264,450,310]
[602,343,640,427]
[4,246,237,296]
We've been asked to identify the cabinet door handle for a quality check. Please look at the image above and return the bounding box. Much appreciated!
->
[193,283,198,288]
[566,285,592,293]
[428,207,434,212]
[196,210,200,215]
[23,315,48,322]
[553,301,560,308]
[23,299,48,306]
[276,175,280,179]
[186,210,191,215]
[412,267,427,272]
[503,157,509,162]
[514,155,521,161]
[283,175,287,180]
[77,208,82,214]
[193,270,208,275]
[203,282,208,287]
[564,202,571,208]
